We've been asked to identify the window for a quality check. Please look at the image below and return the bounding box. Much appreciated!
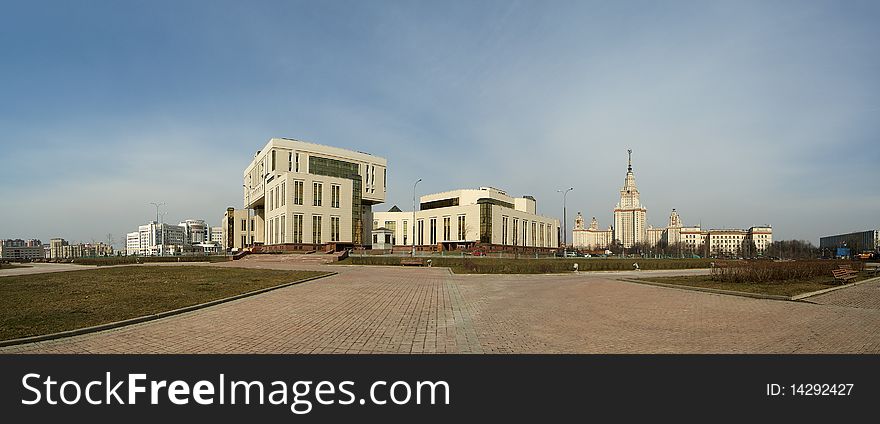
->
[281,215,286,243]
[443,217,451,241]
[403,220,408,246]
[241,235,246,248]
[531,222,536,246]
[331,184,341,208]
[513,219,519,246]
[522,224,527,247]
[271,150,276,171]
[331,216,340,242]
[429,218,437,245]
[293,180,304,205]
[502,216,509,245]
[295,153,300,172]
[268,188,273,210]
[313,182,323,206]
[274,218,279,245]
[281,182,286,207]
[539,223,545,247]
[458,215,466,241]
[385,221,396,244]
[293,214,303,243]
[312,215,322,244]
[251,219,254,232]
[241,219,246,231]
[417,220,424,245]
[275,186,280,209]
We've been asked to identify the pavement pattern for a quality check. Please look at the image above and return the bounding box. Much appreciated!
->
[2,256,879,353]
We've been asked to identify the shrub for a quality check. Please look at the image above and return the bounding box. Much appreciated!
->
[709,260,862,283]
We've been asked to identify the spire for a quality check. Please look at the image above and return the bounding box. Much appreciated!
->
[627,149,632,172]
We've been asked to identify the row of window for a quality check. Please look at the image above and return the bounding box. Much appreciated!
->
[267,214,341,245]
[268,181,342,210]
[501,216,553,247]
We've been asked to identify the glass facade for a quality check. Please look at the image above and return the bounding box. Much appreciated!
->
[309,156,363,244]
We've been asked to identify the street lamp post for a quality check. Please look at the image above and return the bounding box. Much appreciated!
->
[412,178,422,257]
[159,211,167,256]
[149,202,165,256]
[557,187,573,253]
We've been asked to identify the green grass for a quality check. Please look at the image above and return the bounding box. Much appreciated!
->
[336,256,713,274]
[635,274,865,297]
[0,266,329,341]
[70,256,231,266]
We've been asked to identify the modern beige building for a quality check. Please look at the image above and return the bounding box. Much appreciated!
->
[243,137,387,250]
[372,187,559,251]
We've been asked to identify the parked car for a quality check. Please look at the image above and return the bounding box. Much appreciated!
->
[468,250,486,256]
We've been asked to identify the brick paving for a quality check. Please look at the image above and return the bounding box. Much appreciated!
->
[805,278,880,310]
[2,256,879,353]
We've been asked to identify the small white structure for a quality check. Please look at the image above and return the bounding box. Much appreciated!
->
[371,227,394,250]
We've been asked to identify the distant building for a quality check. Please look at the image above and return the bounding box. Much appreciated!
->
[179,219,209,244]
[41,238,113,259]
[49,238,68,259]
[126,219,222,256]
[210,227,224,245]
[572,150,772,256]
[0,239,45,260]
[221,208,256,252]
[613,150,648,248]
[820,230,879,253]
[372,186,559,251]
[126,221,186,256]
[572,214,612,251]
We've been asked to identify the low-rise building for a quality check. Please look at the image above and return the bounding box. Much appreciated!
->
[372,186,559,252]
[0,239,45,260]
[819,229,879,253]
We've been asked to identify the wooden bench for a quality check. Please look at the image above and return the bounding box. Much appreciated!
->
[400,258,425,266]
[832,268,858,284]
[838,264,859,276]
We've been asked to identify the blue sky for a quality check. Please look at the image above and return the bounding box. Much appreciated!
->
[1,0,878,246]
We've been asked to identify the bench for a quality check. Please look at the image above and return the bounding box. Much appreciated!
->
[832,269,857,284]
[838,264,859,276]
[400,258,425,266]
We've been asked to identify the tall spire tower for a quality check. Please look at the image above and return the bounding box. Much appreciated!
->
[613,149,647,248]
[628,149,632,172]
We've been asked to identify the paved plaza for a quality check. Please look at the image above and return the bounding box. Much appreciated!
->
[2,256,880,353]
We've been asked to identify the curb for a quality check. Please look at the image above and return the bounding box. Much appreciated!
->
[791,275,880,300]
[0,272,337,348]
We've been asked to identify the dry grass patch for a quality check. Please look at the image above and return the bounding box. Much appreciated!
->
[0,266,328,341]
[637,274,866,297]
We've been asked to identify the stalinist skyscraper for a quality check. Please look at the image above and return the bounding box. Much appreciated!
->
[613,149,647,248]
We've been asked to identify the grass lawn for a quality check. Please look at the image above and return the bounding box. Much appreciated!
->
[635,275,867,297]
[0,266,329,341]
[337,256,713,274]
